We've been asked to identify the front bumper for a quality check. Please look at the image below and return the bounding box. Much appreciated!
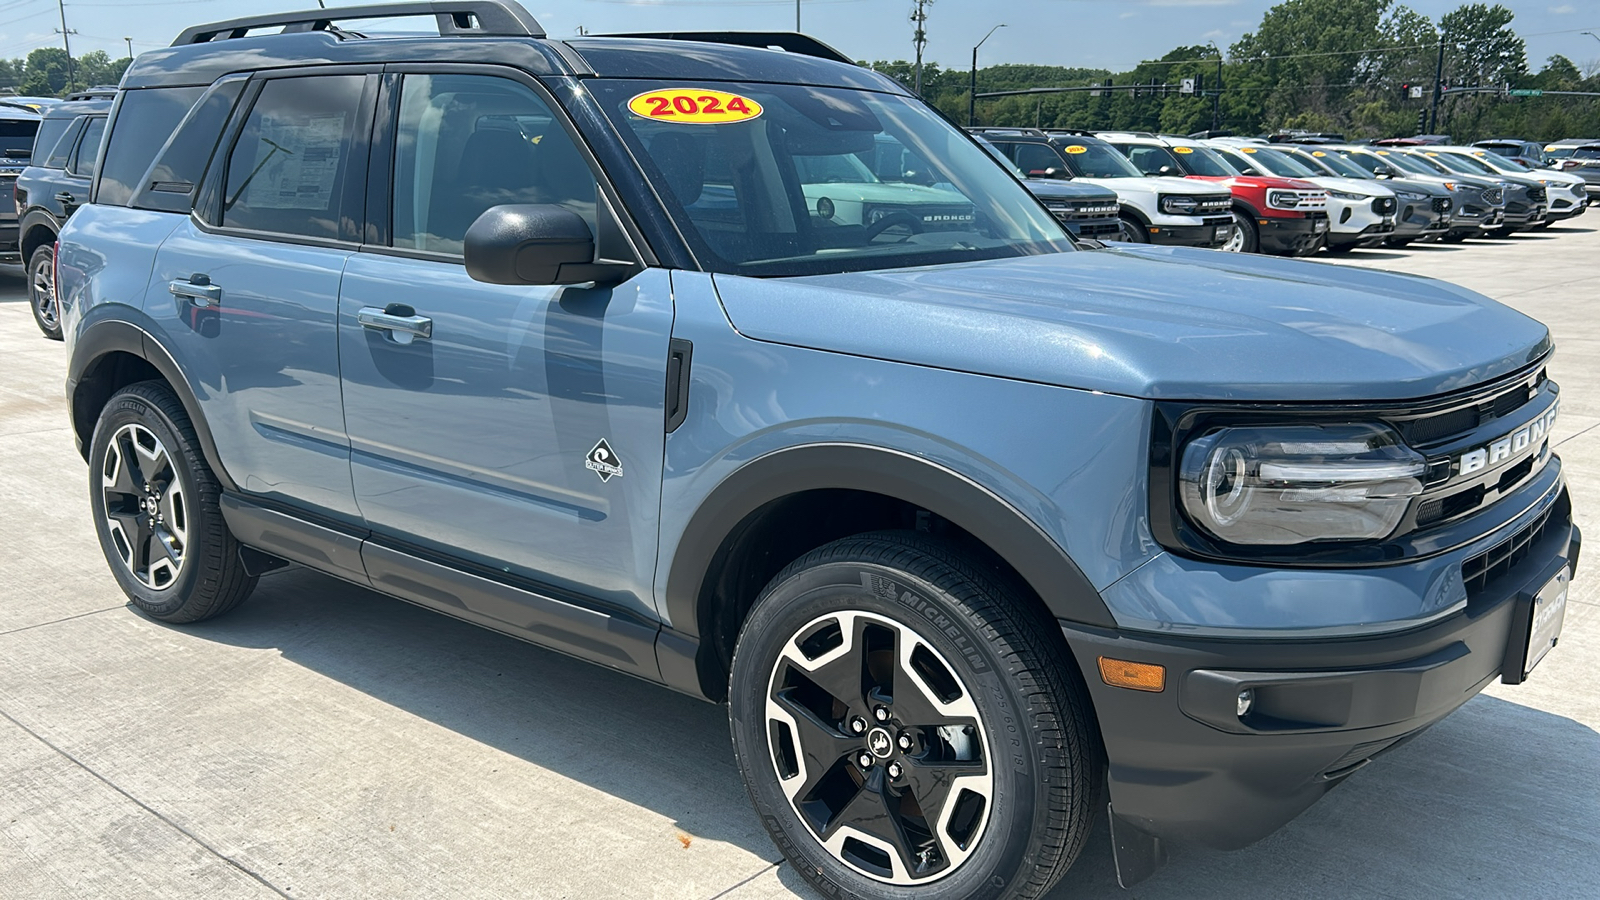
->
[0,222,19,264]
[1391,199,1451,240]
[1147,215,1233,248]
[1327,220,1396,246]
[1064,482,1577,850]
[1059,214,1123,239]
[1256,213,1328,254]
[1502,203,1547,230]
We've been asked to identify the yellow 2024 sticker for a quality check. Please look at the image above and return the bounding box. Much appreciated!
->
[1173,146,1194,154]
[628,89,763,124]
[1241,147,1258,153]
[1064,145,1088,154]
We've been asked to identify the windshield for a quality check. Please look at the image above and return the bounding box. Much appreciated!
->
[1051,140,1145,178]
[1436,152,1498,176]
[1173,145,1240,177]
[1574,147,1600,160]
[1469,149,1524,173]
[592,81,1074,277]
[1292,148,1370,179]
[1546,145,1578,159]
[0,119,39,160]
[1396,151,1453,175]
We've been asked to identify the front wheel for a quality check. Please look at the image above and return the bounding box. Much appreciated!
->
[88,382,257,622]
[28,244,62,341]
[1223,211,1257,253]
[1114,215,1149,243]
[729,532,1100,900]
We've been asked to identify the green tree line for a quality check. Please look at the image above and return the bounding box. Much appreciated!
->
[0,47,131,97]
[867,0,1600,143]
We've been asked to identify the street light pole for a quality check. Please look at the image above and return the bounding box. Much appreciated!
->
[968,23,1005,127]
[124,36,133,59]
[1207,40,1222,133]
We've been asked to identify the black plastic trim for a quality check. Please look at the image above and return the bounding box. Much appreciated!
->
[660,443,1114,696]
[664,338,692,433]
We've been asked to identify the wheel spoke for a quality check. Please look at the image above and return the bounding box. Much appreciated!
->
[101,423,187,590]
[771,688,862,798]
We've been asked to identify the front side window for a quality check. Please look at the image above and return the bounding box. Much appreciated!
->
[591,80,1072,277]
[1118,144,1182,177]
[392,73,597,255]
[222,75,366,240]
[1051,141,1144,179]
[69,117,106,178]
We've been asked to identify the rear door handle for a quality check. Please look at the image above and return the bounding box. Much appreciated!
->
[169,274,221,308]
[55,192,75,204]
[358,306,433,343]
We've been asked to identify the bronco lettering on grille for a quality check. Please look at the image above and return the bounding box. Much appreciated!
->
[1457,402,1558,476]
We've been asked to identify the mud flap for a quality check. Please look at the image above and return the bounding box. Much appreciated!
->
[1108,804,1168,889]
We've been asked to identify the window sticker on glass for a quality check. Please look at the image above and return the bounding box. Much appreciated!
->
[1173,146,1193,154]
[1064,145,1088,154]
[1241,147,1258,153]
[246,112,347,210]
[628,89,763,124]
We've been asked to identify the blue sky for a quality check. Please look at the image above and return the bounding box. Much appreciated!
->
[2,0,1598,75]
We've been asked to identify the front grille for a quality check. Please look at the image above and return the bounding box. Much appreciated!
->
[1196,195,1232,214]
[1432,197,1453,213]
[1461,502,1558,596]
[1397,368,1542,449]
[1482,188,1505,205]
[1373,197,1398,215]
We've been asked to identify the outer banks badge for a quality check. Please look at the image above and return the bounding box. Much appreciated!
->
[585,439,624,482]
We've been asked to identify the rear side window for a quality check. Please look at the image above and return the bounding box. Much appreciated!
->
[221,75,366,241]
[133,79,246,213]
[98,87,205,206]
[34,116,77,167]
[70,117,106,178]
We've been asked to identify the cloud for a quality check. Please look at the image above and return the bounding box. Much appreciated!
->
[1120,10,1139,18]
[1548,4,1575,13]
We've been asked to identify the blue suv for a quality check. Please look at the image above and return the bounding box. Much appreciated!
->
[59,4,1578,897]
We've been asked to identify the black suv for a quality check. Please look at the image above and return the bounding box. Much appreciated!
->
[14,89,112,339]
[1,104,42,265]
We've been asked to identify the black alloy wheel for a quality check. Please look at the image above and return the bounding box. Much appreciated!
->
[28,244,62,341]
[730,532,1099,900]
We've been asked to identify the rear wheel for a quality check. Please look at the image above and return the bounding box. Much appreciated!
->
[1223,211,1257,253]
[28,244,62,341]
[88,382,257,623]
[729,532,1099,900]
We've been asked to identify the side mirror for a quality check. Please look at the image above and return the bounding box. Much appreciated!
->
[463,204,631,286]
[1157,165,1174,176]
[1043,167,1071,180]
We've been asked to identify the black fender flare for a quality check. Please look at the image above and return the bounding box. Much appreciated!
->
[1232,197,1263,220]
[658,443,1116,694]
[17,210,61,261]
[67,317,239,494]
[1119,203,1153,229]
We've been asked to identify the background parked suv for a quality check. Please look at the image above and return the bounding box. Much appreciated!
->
[1278,144,1453,246]
[1405,148,1546,235]
[1452,145,1587,227]
[1332,144,1505,241]
[1552,142,1600,200]
[1098,131,1328,256]
[972,127,1233,247]
[0,104,41,265]
[1210,141,1397,253]
[15,90,112,339]
[973,135,1122,239]
[54,4,1581,898]
[1471,138,1546,169]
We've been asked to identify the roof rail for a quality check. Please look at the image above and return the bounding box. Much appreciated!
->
[64,86,117,101]
[601,32,853,65]
[171,1,544,46]
[965,126,1048,136]
[1042,128,1097,137]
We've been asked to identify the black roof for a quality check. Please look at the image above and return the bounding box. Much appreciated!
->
[125,1,894,94]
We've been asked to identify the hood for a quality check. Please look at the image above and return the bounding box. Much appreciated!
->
[1301,176,1395,197]
[1385,178,1450,197]
[1075,175,1225,197]
[1188,174,1322,191]
[712,246,1549,402]
[1021,179,1118,203]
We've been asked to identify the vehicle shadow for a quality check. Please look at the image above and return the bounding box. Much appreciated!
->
[0,265,26,301]
[161,565,780,860]
[172,567,1600,899]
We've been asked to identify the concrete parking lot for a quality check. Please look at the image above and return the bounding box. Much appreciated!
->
[1,229,1597,900]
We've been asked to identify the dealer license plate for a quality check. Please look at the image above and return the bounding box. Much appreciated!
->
[1214,226,1231,242]
[1523,568,1568,678]
[1314,219,1329,233]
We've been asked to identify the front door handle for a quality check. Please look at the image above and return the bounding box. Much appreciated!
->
[55,192,75,204]
[169,274,221,308]
[358,305,433,344]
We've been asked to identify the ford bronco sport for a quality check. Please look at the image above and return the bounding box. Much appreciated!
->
[60,4,1579,897]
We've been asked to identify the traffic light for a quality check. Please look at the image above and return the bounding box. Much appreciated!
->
[1416,110,1428,134]
[1400,83,1411,102]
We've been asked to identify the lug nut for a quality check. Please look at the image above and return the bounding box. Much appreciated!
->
[873,706,890,722]
[857,752,874,769]
[849,716,867,734]
[897,733,913,751]
[887,762,903,779]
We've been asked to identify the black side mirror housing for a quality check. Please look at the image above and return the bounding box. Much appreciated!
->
[463,204,632,286]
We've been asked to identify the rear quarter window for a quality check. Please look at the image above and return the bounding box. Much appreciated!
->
[96,87,206,206]
[32,116,76,167]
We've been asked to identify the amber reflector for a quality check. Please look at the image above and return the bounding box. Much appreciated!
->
[1098,656,1166,692]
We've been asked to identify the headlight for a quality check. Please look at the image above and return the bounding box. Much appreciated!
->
[1266,190,1300,209]
[1327,190,1365,201]
[1159,194,1199,215]
[1178,424,1425,545]
[1397,190,1428,201]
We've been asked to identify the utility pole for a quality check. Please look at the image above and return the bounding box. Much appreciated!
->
[795,0,801,32]
[968,23,1005,126]
[910,0,932,96]
[124,36,133,59]
[54,0,76,93]
[1429,35,1446,134]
